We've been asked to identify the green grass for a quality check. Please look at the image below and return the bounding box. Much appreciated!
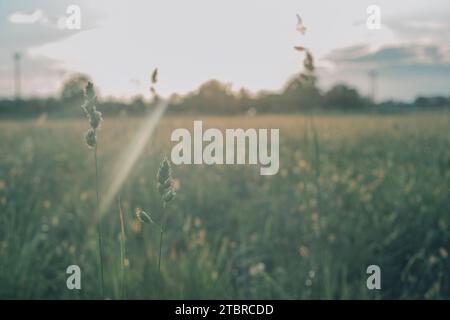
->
[0,112,449,299]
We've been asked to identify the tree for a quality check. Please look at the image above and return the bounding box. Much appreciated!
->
[282,75,322,111]
[324,84,367,110]
[179,79,238,114]
[60,74,91,101]
[283,49,322,111]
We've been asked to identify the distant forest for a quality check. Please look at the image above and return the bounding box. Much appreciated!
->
[1,72,449,118]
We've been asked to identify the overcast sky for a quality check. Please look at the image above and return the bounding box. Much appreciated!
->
[1,0,449,101]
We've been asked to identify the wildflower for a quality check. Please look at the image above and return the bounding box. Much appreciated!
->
[43,200,52,209]
[79,191,88,201]
[51,216,59,226]
[249,262,265,277]
[131,220,141,234]
[428,255,438,266]
[197,229,206,246]
[173,178,181,191]
[327,233,336,243]
[299,245,309,258]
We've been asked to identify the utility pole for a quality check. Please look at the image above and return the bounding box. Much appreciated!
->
[368,69,377,102]
[14,52,21,100]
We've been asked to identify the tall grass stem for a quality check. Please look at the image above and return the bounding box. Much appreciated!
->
[94,142,105,297]
[157,203,167,273]
[118,196,126,299]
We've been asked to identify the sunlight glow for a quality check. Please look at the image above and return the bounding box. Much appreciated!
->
[99,101,168,216]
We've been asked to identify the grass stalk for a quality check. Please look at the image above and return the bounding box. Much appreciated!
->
[94,142,105,297]
[157,203,167,273]
[156,158,176,275]
[118,196,126,299]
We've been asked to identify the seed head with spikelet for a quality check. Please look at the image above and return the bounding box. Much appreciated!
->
[303,51,315,74]
[293,14,316,87]
[85,128,97,148]
[150,68,159,102]
[156,158,176,273]
[81,81,105,297]
[157,158,176,206]
[135,207,155,224]
[81,82,103,148]
[151,68,158,85]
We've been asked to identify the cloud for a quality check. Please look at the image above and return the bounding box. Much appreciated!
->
[382,2,450,43]
[8,8,77,30]
[387,19,450,43]
[9,9,46,24]
[325,44,450,67]
[320,43,450,101]
[3,0,450,100]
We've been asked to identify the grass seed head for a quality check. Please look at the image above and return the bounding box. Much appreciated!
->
[304,50,314,73]
[150,68,159,102]
[81,82,103,148]
[85,128,96,148]
[151,68,158,85]
[85,82,96,100]
[156,158,176,205]
[135,207,154,224]
[89,110,103,129]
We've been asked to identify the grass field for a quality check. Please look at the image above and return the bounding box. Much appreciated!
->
[0,112,449,299]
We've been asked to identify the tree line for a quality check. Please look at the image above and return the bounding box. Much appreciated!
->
[0,73,449,118]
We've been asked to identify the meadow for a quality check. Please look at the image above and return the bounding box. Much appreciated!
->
[0,112,449,299]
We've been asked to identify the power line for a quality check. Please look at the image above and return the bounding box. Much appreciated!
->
[14,52,22,100]
[368,70,377,102]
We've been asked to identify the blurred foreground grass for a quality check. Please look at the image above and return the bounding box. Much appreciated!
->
[0,112,449,299]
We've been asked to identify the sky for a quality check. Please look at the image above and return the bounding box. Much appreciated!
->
[0,0,449,101]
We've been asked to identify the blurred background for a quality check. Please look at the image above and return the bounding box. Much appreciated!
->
[0,0,449,299]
